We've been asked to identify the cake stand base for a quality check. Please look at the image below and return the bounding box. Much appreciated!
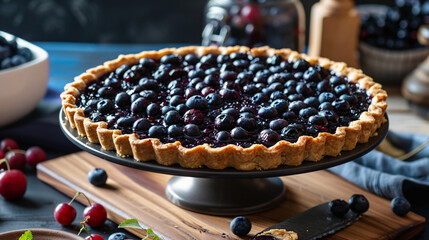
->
[165,177,285,215]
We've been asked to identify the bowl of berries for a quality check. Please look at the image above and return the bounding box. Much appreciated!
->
[0,31,49,127]
[358,1,429,85]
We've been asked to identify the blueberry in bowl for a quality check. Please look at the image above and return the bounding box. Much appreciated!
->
[357,2,429,85]
[61,46,387,170]
[0,31,49,127]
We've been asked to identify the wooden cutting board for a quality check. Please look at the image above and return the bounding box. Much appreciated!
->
[37,152,425,240]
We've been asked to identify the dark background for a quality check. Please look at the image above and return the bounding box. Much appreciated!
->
[0,0,392,44]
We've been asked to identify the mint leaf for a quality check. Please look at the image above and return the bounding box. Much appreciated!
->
[19,230,32,240]
[120,219,160,240]
[119,218,143,229]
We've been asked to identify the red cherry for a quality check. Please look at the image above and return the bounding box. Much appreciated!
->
[5,151,26,170]
[85,234,104,240]
[25,146,47,167]
[54,202,77,226]
[0,151,5,170]
[83,203,107,227]
[241,4,262,24]
[0,169,27,200]
[0,138,19,153]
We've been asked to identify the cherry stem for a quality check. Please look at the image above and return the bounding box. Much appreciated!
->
[0,159,10,171]
[70,191,92,206]
[78,216,92,238]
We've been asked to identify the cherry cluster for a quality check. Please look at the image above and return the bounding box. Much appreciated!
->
[0,138,46,200]
[54,191,108,240]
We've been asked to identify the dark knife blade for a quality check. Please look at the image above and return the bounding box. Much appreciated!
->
[253,202,361,240]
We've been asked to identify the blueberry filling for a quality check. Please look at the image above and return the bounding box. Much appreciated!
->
[76,53,372,148]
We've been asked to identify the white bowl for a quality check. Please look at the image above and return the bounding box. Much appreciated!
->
[0,31,49,127]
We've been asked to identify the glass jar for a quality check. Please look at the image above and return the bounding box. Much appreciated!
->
[202,0,305,51]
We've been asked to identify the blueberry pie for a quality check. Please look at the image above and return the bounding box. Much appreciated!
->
[61,46,387,170]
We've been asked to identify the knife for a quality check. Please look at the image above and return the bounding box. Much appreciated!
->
[252,202,361,240]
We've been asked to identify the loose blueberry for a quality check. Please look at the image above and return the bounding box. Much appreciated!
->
[108,232,127,240]
[349,194,370,214]
[230,216,252,237]
[329,199,350,217]
[391,196,411,216]
[88,168,108,186]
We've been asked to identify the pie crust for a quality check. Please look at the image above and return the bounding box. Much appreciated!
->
[258,229,298,240]
[61,46,387,171]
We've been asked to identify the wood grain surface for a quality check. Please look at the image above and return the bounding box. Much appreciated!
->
[37,152,425,240]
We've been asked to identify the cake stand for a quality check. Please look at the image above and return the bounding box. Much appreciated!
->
[60,110,388,216]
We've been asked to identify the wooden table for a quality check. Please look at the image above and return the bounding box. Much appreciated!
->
[0,43,428,239]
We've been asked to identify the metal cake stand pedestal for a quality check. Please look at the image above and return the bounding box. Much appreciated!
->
[60,110,388,216]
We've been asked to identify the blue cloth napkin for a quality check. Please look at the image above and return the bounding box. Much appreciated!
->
[329,132,429,200]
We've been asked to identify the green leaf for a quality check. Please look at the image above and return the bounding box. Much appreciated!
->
[119,218,143,229]
[120,219,161,240]
[19,230,32,240]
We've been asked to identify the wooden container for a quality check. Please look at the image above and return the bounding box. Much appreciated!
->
[308,0,360,68]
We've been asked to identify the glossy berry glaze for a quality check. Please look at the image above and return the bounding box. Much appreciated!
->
[76,52,372,148]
